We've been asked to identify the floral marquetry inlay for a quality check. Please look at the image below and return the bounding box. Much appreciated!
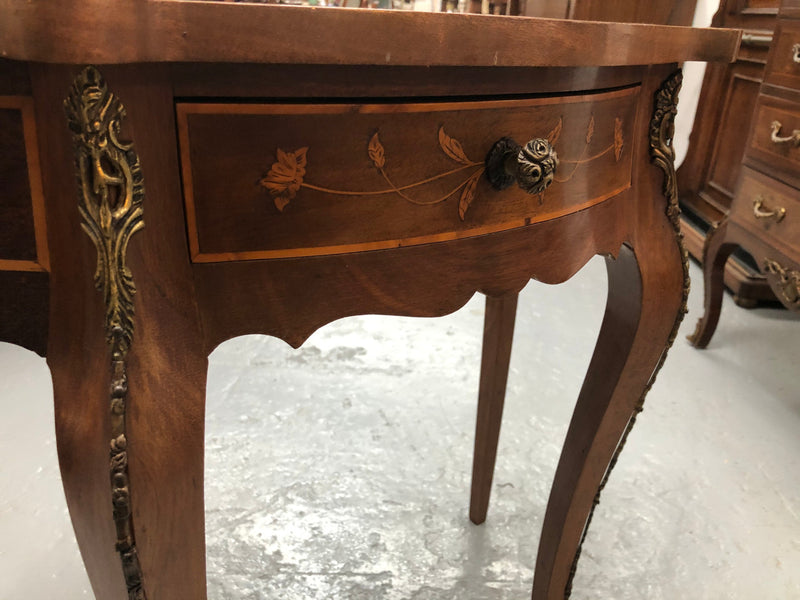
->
[259,117,624,221]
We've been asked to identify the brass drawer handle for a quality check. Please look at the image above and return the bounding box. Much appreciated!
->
[485,137,558,194]
[793,43,800,64]
[752,195,786,222]
[770,120,800,146]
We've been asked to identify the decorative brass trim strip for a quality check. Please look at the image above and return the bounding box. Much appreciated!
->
[763,258,800,309]
[564,69,688,599]
[64,66,147,600]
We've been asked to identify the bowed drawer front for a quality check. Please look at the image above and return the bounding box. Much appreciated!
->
[177,86,637,263]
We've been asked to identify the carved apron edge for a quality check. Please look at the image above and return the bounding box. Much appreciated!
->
[564,69,688,599]
[64,65,147,600]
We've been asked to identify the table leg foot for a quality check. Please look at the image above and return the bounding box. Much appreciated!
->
[687,217,736,348]
[469,292,518,525]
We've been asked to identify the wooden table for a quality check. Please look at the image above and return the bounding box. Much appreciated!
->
[0,3,739,599]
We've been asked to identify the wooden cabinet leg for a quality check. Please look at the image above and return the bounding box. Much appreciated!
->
[687,218,737,349]
[532,236,685,599]
[469,292,518,525]
[50,323,209,600]
[36,63,210,600]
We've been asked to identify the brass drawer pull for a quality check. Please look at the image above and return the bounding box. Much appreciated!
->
[770,120,800,146]
[485,137,558,194]
[752,196,786,222]
[793,43,800,64]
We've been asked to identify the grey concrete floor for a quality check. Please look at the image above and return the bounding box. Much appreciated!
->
[1,258,799,599]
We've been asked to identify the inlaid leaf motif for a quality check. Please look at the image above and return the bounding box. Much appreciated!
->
[368,133,386,169]
[586,116,595,144]
[546,117,563,145]
[259,147,308,211]
[458,170,483,221]
[438,126,471,165]
[614,117,624,161]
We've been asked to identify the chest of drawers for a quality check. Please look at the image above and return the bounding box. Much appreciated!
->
[690,0,800,347]
[677,0,779,305]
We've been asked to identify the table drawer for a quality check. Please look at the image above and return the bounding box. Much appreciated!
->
[732,167,800,262]
[177,87,637,263]
[747,93,800,188]
[765,20,800,89]
[0,97,47,272]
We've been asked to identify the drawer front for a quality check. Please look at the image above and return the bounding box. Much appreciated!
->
[747,94,800,188]
[178,87,638,263]
[765,20,800,89]
[0,97,47,272]
[732,166,800,262]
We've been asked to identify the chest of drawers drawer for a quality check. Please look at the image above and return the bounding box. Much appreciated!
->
[765,19,800,89]
[732,166,800,262]
[177,86,637,263]
[747,92,800,189]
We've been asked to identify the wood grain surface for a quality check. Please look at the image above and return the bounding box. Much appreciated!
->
[0,1,739,67]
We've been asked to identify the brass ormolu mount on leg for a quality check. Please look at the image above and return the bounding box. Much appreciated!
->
[64,65,147,600]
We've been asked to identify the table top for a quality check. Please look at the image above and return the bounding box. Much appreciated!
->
[1,0,740,67]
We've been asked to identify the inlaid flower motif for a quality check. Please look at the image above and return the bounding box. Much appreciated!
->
[258,117,623,216]
[259,147,308,211]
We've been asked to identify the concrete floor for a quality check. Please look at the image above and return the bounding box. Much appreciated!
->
[1,258,799,599]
